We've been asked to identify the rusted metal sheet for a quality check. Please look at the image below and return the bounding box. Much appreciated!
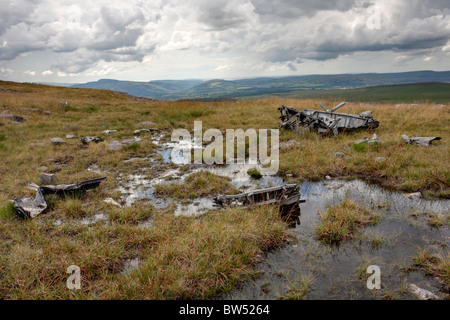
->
[279,102,379,135]
[12,177,106,219]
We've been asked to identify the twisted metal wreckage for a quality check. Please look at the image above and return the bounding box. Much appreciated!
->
[214,184,305,226]
[278,102,380,135]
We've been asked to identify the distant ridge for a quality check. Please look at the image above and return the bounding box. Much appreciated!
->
[71,70,450,100]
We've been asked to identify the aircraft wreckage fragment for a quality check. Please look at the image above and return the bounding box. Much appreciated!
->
[278,102,379,135]
[213,184,305,226]
[12,177,106,219]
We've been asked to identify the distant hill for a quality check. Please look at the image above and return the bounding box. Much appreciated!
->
[72,79,203,99]
[72,71,450,100]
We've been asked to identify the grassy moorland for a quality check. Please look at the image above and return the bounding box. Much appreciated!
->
[0,80,448,299]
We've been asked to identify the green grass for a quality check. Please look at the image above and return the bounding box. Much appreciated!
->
[279,274,313,300]
[0,202,16,220]
[315,200,382,245]
[154,171,240,199]
[247,168,262,179]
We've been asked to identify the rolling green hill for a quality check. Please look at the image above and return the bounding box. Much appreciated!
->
[70,71,450,102]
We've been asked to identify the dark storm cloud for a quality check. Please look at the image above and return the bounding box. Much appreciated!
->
[0,0,449,77]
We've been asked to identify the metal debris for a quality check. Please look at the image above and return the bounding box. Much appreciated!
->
[81,136,103,144]
[402,135,442,146]
[279,102,379,135]
[12,177,106,219]
[213,184,305,226]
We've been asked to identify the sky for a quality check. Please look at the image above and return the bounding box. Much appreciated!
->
[1,0,449,83]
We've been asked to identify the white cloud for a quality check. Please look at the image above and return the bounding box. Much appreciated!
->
[0,0,449,81]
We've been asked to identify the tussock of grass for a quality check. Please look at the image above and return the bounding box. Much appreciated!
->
[154,171,239,199]
[0,202,16,220]
[279,274,313,300]
[315,200,382,244]
[247,168,262,179]
[0,205,286,299]
[413,248,449,286]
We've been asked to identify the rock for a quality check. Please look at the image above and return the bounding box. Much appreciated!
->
[65,124,79,131]
[137,121,155,127]
[334,152,348,158]
[0,110,26,122]
[30,142,46,147]
[49,137,66,145]
[408,284,440,300]
[65,135,77,139]
[108,141,123,151]
[279,140,301,150]
[36,166,48,171]
[374,157,386,163]
[406,192,422,199]
[40,173,58,184]
[325,175,332,180]
[103,129,118,134]
[134,128,156,134]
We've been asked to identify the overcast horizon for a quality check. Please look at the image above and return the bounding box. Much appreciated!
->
[1,0,450,83]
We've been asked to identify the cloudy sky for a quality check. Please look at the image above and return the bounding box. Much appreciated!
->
[1,0,449,83]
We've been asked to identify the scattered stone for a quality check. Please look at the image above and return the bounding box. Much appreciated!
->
[374,157,386,163]
[279,140,301,150]
[49,137,66,145]
[325,175,332,180]
[40,173,58,184]
[402,134,442,146]
[134,128,156,134]
[359,111,373,117]
[122,138,141,145]
[103,129,118,134]
[353,137,369,145]
[81,136,103,145]
[36,166,48,171]
[137,121,155,127]
[334,152,348,158]
[65,135,77,139]
[408,284,440,300]
[0,110,26,122]
[103,198,122,208]
[406,192,422,199]
[30,142,46,147]
[108,141,123,151]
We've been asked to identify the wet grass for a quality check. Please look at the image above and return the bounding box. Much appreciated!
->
[315,200,382,245]
[413,248,449,288]
[0,81,448,299]
[0,205,286,299]
[278,274,313,300]
[154,170,240,199]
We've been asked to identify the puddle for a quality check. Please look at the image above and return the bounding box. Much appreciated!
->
[80,213,109,226]
[219,179,449,300]
[96,132,449,299]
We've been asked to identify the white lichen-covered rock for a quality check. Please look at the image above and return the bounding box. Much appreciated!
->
[108,141,123,151]
[279,140,301,150]
[40,173,58,184]
[408,284,440,300]
[49,137,66,145]
[406,192,422,199]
